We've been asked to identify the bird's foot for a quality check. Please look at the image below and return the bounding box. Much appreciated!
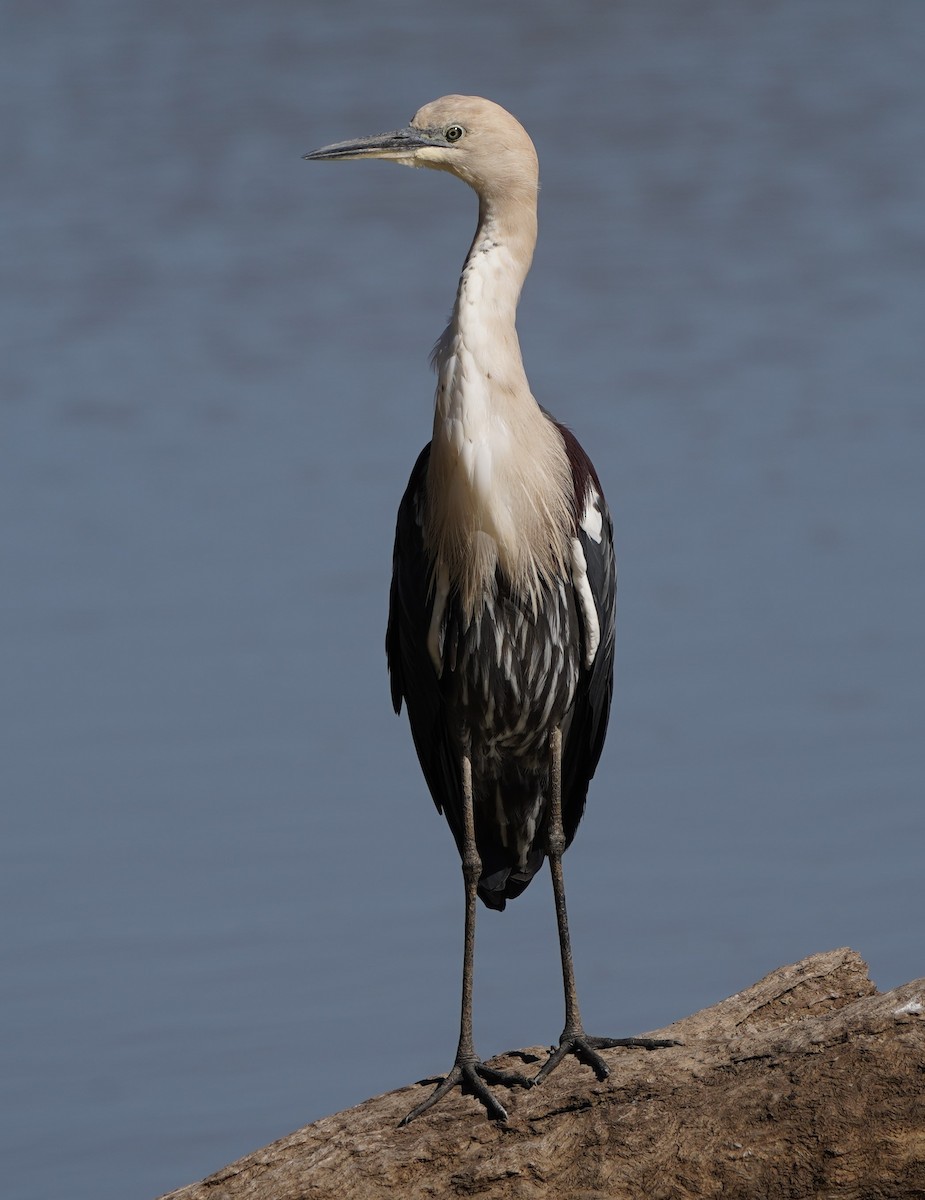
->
[534,1029,680,1085]
[399,1055,532,1125]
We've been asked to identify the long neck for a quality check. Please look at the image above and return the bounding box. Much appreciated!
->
[448,194,537,393]
[427,190,574,615]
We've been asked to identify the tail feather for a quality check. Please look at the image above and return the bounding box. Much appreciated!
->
[476,845,546,911]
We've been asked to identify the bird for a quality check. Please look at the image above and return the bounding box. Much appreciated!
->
[305,96,675,1124]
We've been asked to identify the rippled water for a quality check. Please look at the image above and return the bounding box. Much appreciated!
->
[2,3,924,1198]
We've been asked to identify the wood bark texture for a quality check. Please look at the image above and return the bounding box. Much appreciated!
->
[159,949,925,1200]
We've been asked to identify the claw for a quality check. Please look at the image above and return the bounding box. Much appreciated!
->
[399,1058,532,1125]
[534,1032,680,1085]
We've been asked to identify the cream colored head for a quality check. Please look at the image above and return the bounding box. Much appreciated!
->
[305,95,539,203]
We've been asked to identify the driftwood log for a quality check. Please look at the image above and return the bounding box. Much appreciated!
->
[160,948,924,1199]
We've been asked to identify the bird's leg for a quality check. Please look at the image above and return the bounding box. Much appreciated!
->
[400,748,530,1125]
[534,726,678,1085]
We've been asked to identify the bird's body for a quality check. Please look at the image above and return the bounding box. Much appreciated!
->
[388,423,613,909]
[306,95,673,1124]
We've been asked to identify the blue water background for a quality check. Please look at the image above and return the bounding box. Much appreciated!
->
[2,3,923,1198]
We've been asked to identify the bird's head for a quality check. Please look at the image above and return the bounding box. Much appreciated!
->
[304,95,539,203]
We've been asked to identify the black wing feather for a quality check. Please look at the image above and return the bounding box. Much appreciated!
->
[557,427,617,849]
[385,444,467,854]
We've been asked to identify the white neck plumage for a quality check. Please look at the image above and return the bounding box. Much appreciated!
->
[426,195,574,617]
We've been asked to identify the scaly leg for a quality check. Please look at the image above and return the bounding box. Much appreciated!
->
[534,726,678,1085]
[400,748,530,1124]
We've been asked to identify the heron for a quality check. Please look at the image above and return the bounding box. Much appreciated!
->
[305,96,674,1124]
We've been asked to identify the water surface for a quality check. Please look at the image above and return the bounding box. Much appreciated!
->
[2,3,923,1198]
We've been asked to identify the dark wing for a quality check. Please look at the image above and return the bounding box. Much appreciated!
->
[385,444,465,850]
[557,425,617,848]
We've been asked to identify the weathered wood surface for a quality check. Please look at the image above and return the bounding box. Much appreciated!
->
[160,948,925,1200]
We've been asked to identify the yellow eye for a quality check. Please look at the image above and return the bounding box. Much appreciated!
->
[444,125,464,143]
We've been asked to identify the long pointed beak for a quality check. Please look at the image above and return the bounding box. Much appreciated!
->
[303,126,437,163]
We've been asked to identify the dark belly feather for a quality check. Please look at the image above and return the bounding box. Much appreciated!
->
[442,576,581,907]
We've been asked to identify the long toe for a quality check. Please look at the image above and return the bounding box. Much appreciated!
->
[534,1031,680,1085]
[400,1058,531,1126]
[586,1035,681,1051]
